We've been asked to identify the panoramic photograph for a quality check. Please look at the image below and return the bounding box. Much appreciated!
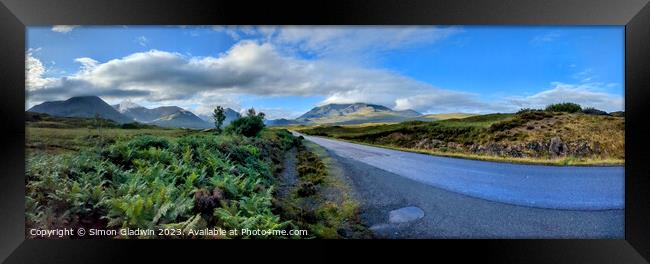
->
[25,25,624,239]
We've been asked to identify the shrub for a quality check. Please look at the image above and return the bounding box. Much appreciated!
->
[582,107,610,116]
[225,115,266,137]
[545,102,582,113]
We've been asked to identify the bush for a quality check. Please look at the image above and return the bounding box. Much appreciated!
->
[582,107,610,116]
[225,115,266,137]
[545,102,582,113]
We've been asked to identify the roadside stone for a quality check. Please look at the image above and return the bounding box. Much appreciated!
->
[388,206,424,224]
[549,137,568,158]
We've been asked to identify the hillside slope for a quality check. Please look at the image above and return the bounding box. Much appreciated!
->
[300,111,624,165]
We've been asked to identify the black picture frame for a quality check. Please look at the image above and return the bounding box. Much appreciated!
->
[1,0,649,263]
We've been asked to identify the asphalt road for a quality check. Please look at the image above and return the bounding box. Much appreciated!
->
[296,133,624,238]
[298,134,624,210]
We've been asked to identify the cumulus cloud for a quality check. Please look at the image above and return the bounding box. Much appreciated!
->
[28,41,489,113]
[26,52,57,90]
[508,82,624,112]
[51,25,79,33]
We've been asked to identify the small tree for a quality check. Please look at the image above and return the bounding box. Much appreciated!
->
[213,106,226,133]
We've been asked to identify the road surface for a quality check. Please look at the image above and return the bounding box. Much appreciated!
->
[297,134,624,210]
[296,133,624,238]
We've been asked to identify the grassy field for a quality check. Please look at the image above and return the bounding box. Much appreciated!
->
[299,111,624,166]
[26,127,194,154]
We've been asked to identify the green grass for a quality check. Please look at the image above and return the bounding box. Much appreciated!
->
[26,127,193,154]
[274,140,370,239]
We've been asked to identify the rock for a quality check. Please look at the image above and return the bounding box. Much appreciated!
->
[549,137,568,158]
[447,142,461,149]
[415,138,444,149]
[505,145,524,158]
[388,206,424,224]
[526,141,544,152]
[572,141,593,157]
[470,144,486,154]
[485,143,505,156]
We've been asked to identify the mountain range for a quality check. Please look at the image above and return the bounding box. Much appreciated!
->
[28,96,460,128]
[27,96,240,129]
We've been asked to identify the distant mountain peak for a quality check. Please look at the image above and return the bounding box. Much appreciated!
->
[266,102,423,126]
[114,100,143,113]
[28,96,134,124]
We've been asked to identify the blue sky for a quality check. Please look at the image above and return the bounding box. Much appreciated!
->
[26,26,624,119]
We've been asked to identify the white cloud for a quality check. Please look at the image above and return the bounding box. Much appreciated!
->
[508,82,623,112]
[275,26,460,56]
[573,68,596,83]
[25,52,57,90]
[74,57,99,73]
[136,36,148,47]
[214,26,461,61]
[51,25,79,33]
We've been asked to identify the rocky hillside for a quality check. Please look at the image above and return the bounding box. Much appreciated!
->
[300,110,624,165]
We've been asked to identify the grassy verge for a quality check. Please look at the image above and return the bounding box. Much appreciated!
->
[275,140,371,238]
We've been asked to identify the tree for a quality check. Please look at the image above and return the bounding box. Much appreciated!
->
[213,106,226,133]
